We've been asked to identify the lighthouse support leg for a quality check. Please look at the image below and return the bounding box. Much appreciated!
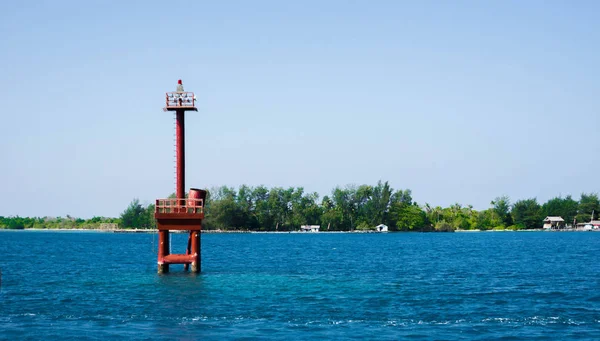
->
[158,230,170,274]
[191,231,201,273]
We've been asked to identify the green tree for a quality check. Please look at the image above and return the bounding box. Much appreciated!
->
[394,204,426,230]
[475,209,498,230]
[291,191,322,227]
[237,185,258,230]
[541,195,578,226]
[576,193,599,223]
[143,203,156,228]
[491,196,513,227]
[360,180,393,227]
[4,216,26,229]
[353,184,373,228]
[423,204,443,228]
[388,189,417,231]
[252,185,274,230]
[434,220,454,232]
[321,195,342,231]
[512,198,542,229]
[120,198,146,228]
[331,186,355,231]
[205,186,244,230]
[267,187,293,230]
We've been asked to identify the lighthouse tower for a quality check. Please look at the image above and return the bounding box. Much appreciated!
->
[155,80,206,274]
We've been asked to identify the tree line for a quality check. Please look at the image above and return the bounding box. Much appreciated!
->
[1,181,597,231]
[201,183,599,231]
[0,215,121,230]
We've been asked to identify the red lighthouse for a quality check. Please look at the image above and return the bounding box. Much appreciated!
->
[155,80,205,274]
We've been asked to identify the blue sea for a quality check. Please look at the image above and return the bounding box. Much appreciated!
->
[1,231,599,340]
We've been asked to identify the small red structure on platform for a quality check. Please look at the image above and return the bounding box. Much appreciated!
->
[155,80,204,274]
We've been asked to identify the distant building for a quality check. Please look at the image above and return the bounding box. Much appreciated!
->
[576,220,600,230]
[300,225,320,232]
[375,224,388,232]
[542,216,565,229]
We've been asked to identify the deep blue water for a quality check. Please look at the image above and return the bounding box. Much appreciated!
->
[1,231,599,340]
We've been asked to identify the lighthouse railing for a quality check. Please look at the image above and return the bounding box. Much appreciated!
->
[165,92,196,109]
[155,198,204,214]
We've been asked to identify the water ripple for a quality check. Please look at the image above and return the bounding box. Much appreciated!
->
[1,231,599,340]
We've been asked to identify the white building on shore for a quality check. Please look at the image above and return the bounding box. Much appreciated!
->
[300,225,320,232]
[375,224,388,232]
[576,220,600,230]
[542,216,565,229]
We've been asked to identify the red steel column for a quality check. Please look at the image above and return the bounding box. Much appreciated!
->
[189,188,203,273]
[191,230,201,273]
[176,109,185,200]
[175,109,184,273]
[158,230,170,274]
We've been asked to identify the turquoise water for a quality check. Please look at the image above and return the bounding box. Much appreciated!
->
[1,231,599,340]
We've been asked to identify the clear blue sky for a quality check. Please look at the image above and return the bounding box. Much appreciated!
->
[1,1,598,218]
